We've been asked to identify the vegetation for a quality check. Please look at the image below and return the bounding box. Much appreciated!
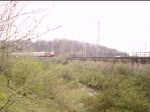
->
[0,57,150,112]
[31,39,125,57]
[0,1,149,112]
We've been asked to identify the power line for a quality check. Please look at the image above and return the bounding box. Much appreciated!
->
[97,21,100,57]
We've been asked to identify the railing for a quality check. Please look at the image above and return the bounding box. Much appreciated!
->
[129,52,150,57]
[96,52,150,58]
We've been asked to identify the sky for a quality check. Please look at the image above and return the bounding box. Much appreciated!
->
[24,1,150,53]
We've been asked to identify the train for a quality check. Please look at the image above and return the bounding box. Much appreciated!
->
[12,52,55,57]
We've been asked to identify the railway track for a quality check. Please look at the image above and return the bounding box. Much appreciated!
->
[66,56,150,64]
[66,56,150,60]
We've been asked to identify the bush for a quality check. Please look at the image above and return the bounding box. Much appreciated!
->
[10,58,44,87]
[113,63,134,76]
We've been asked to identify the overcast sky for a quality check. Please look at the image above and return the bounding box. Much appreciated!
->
[26,1,150,52]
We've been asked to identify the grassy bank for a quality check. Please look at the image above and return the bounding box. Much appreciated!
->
[0,57,150,112]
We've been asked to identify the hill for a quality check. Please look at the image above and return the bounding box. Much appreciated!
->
[0,39,127,57]
[31,39,127,57]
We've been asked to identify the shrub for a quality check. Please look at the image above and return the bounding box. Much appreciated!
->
[113,63,134,76]
[10,58,44,87]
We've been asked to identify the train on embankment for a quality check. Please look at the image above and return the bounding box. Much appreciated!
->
[11,52,55,57]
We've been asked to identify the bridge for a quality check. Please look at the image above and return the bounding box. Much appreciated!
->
[66,52,150,64]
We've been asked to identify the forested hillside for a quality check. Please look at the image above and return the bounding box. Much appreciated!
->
[17,39,126,57]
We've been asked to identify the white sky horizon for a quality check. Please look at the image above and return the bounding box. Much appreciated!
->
[24,1,150,53]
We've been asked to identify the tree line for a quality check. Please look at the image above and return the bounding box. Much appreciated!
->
[29,39,126,57]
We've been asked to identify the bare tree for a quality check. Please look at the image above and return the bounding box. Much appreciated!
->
[0,2,61,111]
[0,1,56,70]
